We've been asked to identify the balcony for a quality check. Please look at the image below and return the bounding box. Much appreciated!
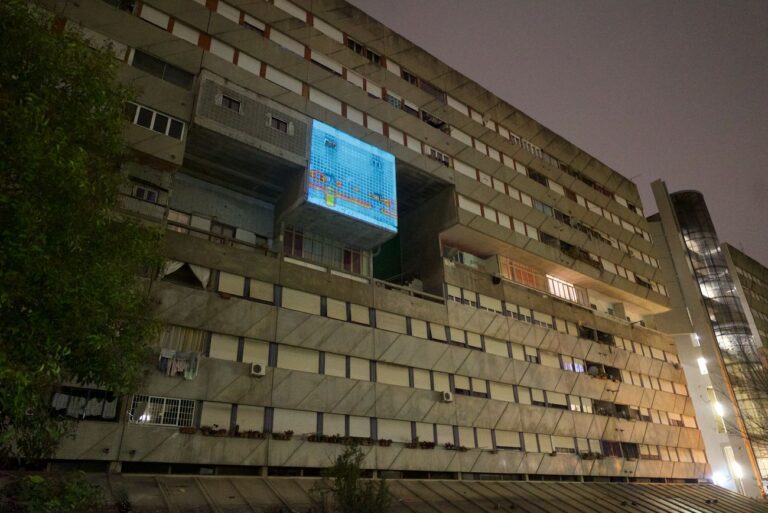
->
[497,256,590,308]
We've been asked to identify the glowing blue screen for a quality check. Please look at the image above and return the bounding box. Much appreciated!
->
[307,120,397,232]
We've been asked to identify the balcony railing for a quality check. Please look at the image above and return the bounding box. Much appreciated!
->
[373,278,445,304]
[498,256,590,308]
[166,219,274,255]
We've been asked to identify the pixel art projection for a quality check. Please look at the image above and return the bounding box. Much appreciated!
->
[307,120,397,232]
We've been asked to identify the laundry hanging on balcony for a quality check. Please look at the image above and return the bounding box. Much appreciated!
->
[158,348,200,380]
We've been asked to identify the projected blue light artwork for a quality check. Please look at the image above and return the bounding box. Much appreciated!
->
[307,120,397,232]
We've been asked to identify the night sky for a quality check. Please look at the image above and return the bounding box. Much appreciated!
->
[348,0,768,264]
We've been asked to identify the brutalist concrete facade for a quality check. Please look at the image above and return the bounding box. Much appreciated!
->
[44,0,717,491]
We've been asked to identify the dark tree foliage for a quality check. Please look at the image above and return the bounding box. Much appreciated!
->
[0,0,161,462]
[322,446,391,513]
[0,473,105,513]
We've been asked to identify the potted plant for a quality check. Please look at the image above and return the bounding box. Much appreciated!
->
[419,441,436,449]
[272,430,294,441]
[179,426,197,435]
[377,438,392,447]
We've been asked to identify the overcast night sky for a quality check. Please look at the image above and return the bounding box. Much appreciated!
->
[348,0,768,264]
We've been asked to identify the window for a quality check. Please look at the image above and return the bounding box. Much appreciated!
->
[221,95,241,113]
[132,183,159,203]
[126,102,184,140]
[419,79,446,103]
[385,92,402,110]
[210,221,235,244]
[600,440,622,457]
[347,38,365,55]
[366,49,381,65]
[128,394,195,427]
[101,0,136,13]
[346,38,380,64]
[131,49,194,89]
[401,69,418,85]
[427,147,451,166]
[270,116,288,133]
[528,169,549,187]
[421,111,449,133]
[621,442,640,459]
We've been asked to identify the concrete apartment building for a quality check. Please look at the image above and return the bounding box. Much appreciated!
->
[650,183,768,497]
[41,0,748,500]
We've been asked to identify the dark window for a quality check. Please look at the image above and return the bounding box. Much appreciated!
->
[124,102,138,121]
[101,0,136,12]
[152,113,169,134]
[133,185,159,204]
[271,116,288,133]
[540,232,559,248]
[635,276,652,289]
[163,65,194,89]
[600,441,623,457]
[401,69,418,85]
[168,119,184,140]
[578,325,596,340]
[367,50,381,65]
[347,38,365,56]
[596,330,615,345]
[621,443,640,459]
[163,263,204,289]
[604,365,622,381]
[593,400,616,417]
[136,107,153,128]
[221,95,241,113]
[554,210,571,225]
[528,169,549,187]
[403,102,419,117]
[419,79,446,103]
[132,50,165,77]
[132,50,194,90]
[421,111,449,134]
[525,353,539,364]
[243,21,264,35]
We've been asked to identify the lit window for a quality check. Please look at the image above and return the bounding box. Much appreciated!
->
[129,394,195,427]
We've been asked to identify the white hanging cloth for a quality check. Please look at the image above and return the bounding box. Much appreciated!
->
[189,264,210,288]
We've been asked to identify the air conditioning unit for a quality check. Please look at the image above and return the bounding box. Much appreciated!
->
[441,391,454,403]
[250,362,266,377]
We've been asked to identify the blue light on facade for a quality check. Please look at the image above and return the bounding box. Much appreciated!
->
[307,120,397,232]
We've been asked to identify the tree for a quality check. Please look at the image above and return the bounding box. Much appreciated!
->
[0,0,161,462]
[319,445,391,513]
